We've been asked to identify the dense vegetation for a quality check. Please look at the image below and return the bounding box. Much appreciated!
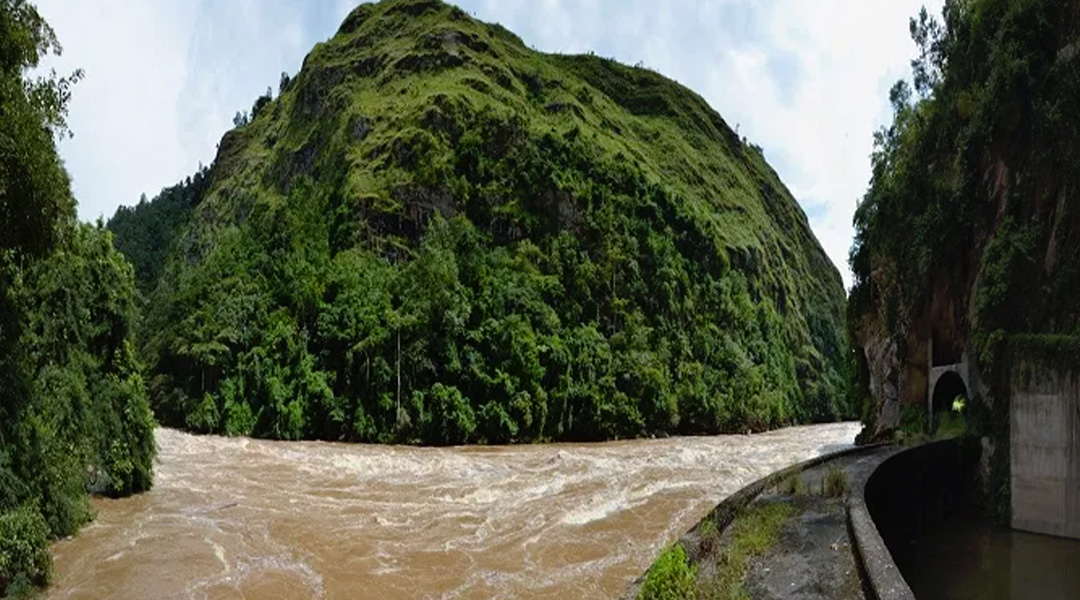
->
[109,0,850,445]
[107,166,211,293]
[850,0,1079,443]
[0,1,155,595]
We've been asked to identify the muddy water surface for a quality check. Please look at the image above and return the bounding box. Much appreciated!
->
[47,423,858,600]
[905,515,1080,600]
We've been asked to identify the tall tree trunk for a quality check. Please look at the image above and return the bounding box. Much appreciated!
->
[396,327,401,417]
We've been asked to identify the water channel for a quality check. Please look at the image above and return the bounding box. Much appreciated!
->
[904,515,1080,600]
[45,423,858,599]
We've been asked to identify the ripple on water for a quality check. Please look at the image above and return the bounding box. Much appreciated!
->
[47,422,860,600]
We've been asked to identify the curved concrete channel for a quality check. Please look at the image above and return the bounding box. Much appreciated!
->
[627,437,1080,600]
[846,447,912,600]
[622,443,909,600]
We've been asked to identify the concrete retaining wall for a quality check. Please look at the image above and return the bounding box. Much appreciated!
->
[848,440,981,600]
[1011,361,1080,539]
[624,439,981,600]
[619,443,884,600]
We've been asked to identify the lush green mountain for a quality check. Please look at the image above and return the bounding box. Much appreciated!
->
[850,0,1079,460]
[0,1,155,594]
[114,0,849,444]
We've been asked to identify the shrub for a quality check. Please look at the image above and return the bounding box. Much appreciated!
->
[420,383,477,445]
[935,396,969,440]
[898,403,928,437]
[823,465,849,497]
[697,516,719,555]
[0,506,52,595]
[639,544,696,600]
[777,474,806,496]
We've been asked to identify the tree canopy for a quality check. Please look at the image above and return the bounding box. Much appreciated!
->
[0,1,155,595]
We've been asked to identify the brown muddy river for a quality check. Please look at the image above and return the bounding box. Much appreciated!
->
[46,423,859,600]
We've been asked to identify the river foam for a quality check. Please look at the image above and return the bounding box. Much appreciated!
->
[47,423,859,600]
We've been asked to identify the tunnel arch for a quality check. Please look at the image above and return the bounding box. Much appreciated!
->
[930,370,968,429]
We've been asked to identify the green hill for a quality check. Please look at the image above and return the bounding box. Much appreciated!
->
[113,0,849,444]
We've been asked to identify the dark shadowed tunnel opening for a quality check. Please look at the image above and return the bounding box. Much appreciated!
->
[932,370,967,416]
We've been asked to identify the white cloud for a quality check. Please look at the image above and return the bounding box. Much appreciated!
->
[34,0,354,221]
[34,0,943,287]
[34,1,197,219]
[468,0,945,288]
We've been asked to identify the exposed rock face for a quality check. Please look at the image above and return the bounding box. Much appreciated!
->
[850,3,1080,446]
[864,329,901,438]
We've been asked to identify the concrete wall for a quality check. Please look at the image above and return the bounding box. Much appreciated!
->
[864,440,979,576]
[1010,361,1080,539]
[620,444,886,600]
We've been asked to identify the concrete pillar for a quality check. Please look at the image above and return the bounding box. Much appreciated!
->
[928,338,934,431]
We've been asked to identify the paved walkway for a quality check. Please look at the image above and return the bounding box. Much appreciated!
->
[693,448,897,600]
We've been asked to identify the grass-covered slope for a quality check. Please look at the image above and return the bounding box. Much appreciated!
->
[127,0,847,444]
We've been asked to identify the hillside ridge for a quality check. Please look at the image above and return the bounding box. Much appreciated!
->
[111,0,850,444]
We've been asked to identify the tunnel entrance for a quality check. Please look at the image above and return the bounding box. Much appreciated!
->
[930,370,967,432]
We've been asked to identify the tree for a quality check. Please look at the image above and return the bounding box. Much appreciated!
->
[251,87,272,119]
[0,2,155,593]
[909,6,945,98]
[0,0,82,257]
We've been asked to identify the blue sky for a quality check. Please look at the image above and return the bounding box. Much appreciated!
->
[35,0,943,288]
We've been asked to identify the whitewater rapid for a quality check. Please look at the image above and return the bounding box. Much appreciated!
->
[47,423,859,599]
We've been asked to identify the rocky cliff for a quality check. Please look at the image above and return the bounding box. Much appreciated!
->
[850,0,1080,447]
